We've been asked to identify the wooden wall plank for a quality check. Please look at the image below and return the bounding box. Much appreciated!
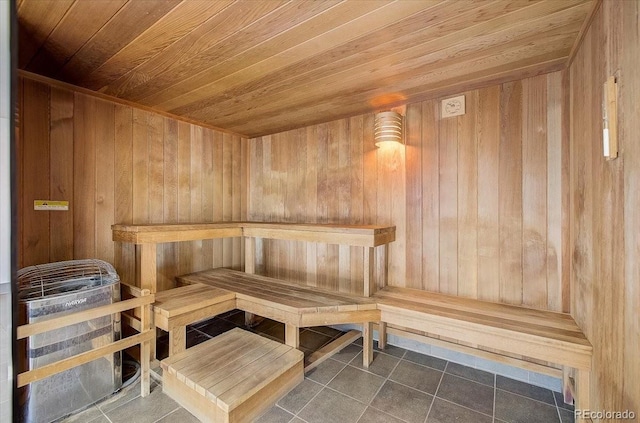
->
[476,86,500,302]
[421,100,439,292]
[49,87,74,263]
[405,103,422,290]
[94,99,115,263]
[457,90,478,298]
[438,110,458,296]
[21,79,50,266]
[498,81,523,305]
[162,118,179,289]
[73,93,96,260]
[521,75,548,309]
[114,105,134,284]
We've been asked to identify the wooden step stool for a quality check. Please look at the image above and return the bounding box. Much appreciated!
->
[161,328,304,423]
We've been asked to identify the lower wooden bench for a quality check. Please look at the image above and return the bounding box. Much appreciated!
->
[153,283,236,356]
[374,286,593,410]
[161,328,303,423]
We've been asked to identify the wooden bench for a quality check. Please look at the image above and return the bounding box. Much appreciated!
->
[153,283,235,356]
[177,268,380,366]
[162,328,303,423]
[374,286,592,409]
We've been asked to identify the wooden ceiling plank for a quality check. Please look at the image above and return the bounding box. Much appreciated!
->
[56,0,183,82]
[101,0,286,97]
[109,0,338,101]
[142,0,446,109]
[219,32,576,135]
[163,0,571,117]
[80,0,236,91]
[183,3,587,127]
[18,0,75,69]
[234,54,568,137]
[25,0,128,77]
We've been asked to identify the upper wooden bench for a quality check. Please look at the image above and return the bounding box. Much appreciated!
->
[112,222,396,296]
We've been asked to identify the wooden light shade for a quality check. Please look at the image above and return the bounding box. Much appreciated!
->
[374,111,403,147]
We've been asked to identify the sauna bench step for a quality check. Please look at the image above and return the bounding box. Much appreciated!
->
[161,328,303,423]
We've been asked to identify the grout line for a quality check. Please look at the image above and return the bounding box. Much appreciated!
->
[493,373,497,421]
[552,388,564,423]
[424,361,448,423]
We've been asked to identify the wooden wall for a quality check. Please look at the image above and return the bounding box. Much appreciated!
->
[248,71,570,312]
[569,0,639,414]
[17,76,248,290]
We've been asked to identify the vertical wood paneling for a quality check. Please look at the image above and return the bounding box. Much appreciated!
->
[438,111,458,296]
[22,79,50,266]
[94,99,115,263]
[477,86,500,302]
[498,81,523,305]
[457,91,478,298]
[570,0,639,413]
[421,100,439,292]
[73,93,96,259]
[18,76,247,290]
[522,76,548,309]
[49,88,74,262]
[248,72,568,308]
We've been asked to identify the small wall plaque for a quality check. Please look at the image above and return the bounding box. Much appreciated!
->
[441,95,466,118]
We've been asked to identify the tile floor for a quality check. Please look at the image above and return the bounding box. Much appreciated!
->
[57,309,575,423]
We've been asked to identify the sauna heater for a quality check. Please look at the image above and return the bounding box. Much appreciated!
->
[17,259,122,423]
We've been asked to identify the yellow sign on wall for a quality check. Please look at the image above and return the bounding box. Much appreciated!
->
[34,200,69,211]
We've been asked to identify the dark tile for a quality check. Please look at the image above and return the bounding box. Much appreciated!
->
[427,398,492,423]
[298,388,367,423]
[390,360,443,394]
[156,407,200,423]
[307,326,344,338]
[357,407,405,423]
[333,343,362,364]
[300,329,333,351]
[404,350,447,370]
[559,408,575,423]
[290,419,306,423]
[436,373,494,416]
[259,321,285,342]
[496,375,556,406]
[554,391,575,411]
[255,405,295,423]
[328,365,385,403]
[370,381,433,423]
[495,390,560,423]
[306,358,347,385]
[251,317,280,333]
[277,379,324,414]
[446,362,495,387]
[374,341,407,359]
[352,337,363,346]
[223,310,249,326]
[104,385,179,423]
[193,318,236,337]
[186,328,212,348]
[350,351,401,378]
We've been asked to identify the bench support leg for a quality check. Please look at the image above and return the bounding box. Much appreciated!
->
[169,326,186,356]
[574,369,591,418]
[363,322,373,368]
[563,366,591,419]
[378,322,387,350]
[285,324,300,349]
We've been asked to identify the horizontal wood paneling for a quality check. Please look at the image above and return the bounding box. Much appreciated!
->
[18,0,594,137]
[569,0,639,413]
[248,72,569,312]
[17,76,247,290]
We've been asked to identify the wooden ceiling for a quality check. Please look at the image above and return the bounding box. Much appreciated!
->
[18,0,595,138]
